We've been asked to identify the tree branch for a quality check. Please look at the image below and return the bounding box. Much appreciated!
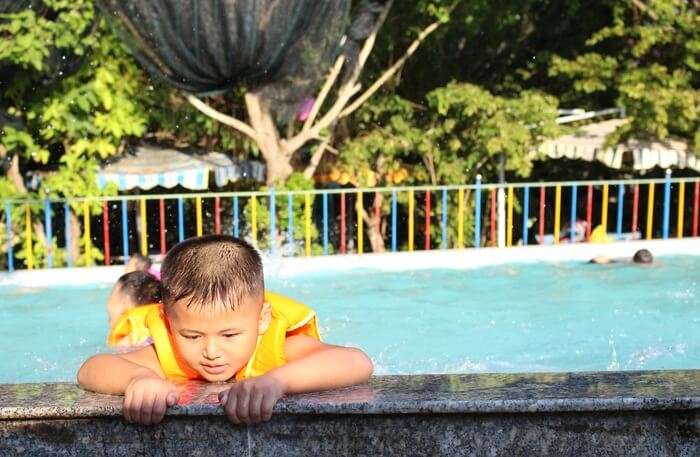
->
[631,0,658,21]
[302,56,346,132]
[303,140,330,179]
[186,94,259,144]
[340,19,442,118]
[284,83,361,153]
[286,0,394,153]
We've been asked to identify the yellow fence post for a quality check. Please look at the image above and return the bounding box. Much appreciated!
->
[601,183,609,231]
[408,189,414,251]
[140,198,148,255]
[457,188,464,248]
[506,186,514,247]
[356,191,363,254]
[83,200,91,266]
[554,185,561,245]
[646,182,655,240]
[677,181,685,238]
[25,203,34,269]
[196,196,203,237]
[250,196,257,243]
[305,192,311,256]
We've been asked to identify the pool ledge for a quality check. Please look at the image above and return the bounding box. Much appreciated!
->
[2,370,699,456]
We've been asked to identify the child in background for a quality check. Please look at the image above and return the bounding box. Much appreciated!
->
[107,271,162,348]
[79,235,373,425]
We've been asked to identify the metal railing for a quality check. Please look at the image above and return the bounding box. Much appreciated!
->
[1,174,699,271]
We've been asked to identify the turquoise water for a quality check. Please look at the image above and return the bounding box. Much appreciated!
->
[1,256,698,383]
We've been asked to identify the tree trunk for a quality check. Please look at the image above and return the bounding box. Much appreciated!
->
[244,92,294,185]
[6,154,25,193]
[7,154,50,260]
[362,192,386,253]
[69,210,81,263]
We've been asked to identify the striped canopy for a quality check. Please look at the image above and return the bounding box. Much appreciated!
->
[97,144,264,191]
[538,119,699,171]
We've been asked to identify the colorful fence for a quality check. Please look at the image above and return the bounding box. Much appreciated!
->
[1,175,700,272]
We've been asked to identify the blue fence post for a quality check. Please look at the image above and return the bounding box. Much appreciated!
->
[662,169,671,239]
[391,190,397,252]
[232,196,239,238]
[441,188,448,249]
[64,202,72,268]
[44,197,52,268]
[474,175,482,248]
[121,198,129,264]
[616,184,624,240]
[570,185,577,243]
[269,189,276,255]
[287,193,293,254]
[322,192,329,255]
[4,202,14,272]
[523,186,530,246]
[175,197,184,242]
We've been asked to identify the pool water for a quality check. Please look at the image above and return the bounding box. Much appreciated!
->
[1,256,698,383]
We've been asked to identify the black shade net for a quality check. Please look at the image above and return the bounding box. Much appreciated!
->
[0,0,42,14]
[97,0,351,119]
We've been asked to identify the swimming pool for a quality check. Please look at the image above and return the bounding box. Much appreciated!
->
[1,255,698,383]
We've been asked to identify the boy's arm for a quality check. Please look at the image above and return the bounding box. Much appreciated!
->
[77,345,165,395]
[271,334,373,394]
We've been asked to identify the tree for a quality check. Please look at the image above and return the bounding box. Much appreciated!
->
[1,0,151,266]
[549,0,699,147]
[336,83,560,251]
[98,0,451,185]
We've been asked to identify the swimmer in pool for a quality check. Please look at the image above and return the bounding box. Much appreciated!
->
[589,249,653,265]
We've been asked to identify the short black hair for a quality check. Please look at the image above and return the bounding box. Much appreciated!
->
[116,271,162,305]
[633,249,653,264]
[128,253,152,271]
[161,235,264,312]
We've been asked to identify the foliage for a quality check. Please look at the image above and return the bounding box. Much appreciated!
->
[339,85,559,187]
[1,0,699,262]
[1,1,150,267]
[549,0,700,147]
[335,83,559,248]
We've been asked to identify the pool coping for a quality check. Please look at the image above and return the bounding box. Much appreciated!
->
[1,370,698,420]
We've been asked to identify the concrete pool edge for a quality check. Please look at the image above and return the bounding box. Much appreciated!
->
[2,370,699,455]
[2,237,700,287]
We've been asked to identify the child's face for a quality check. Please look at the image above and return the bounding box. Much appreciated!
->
[167,294,268,382]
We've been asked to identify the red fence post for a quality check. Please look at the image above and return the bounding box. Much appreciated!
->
[214,196,221,235]
[424,191,431,250]
[539,186,546,244]
[693,181,699,237]
[632,184,640,238]
[340,192,346,254]
[102,201,110,265]
[586,184,593,240]
[489,189,496,246]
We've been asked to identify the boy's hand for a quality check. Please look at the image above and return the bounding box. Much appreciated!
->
[218,374,286,424]
[123,375,179,425]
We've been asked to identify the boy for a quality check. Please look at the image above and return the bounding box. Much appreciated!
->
[78,235,373,425]
[106,271,162,347]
